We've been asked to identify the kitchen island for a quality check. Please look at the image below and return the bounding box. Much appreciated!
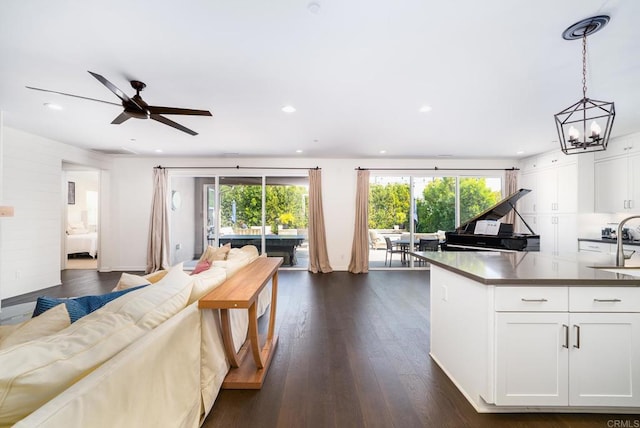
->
[412,250,640,413]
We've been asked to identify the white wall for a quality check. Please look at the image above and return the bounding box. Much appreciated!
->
[0,127,110,300]
[104,156,517,272]
[0,125,517,299]
[169,176,196,265]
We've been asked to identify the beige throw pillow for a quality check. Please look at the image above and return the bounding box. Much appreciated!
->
[112,272,152,292]
[112,266,175,292]
[199,243,231,264]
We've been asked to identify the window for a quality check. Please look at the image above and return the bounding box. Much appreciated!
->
[186,175,310,268]
[368,174,502,269]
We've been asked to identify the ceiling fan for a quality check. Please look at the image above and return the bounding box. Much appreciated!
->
[26,71,212,136]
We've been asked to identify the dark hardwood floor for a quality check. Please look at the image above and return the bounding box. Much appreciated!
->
[2,269,636,427]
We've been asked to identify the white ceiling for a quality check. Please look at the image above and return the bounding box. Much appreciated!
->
[1,0,639,159]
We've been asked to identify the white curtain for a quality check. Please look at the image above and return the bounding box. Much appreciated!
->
[348,169,369,273]
[308,168,333,273]
[146,167,170,273]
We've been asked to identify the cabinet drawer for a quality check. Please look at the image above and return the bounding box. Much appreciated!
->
[578,241,611,253]
[570,287,640,312]
[495,287,568,312]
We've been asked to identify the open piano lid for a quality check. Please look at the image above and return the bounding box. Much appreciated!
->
[458,188,533,233]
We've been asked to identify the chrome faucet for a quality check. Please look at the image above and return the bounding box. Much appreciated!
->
[616,215,640,267]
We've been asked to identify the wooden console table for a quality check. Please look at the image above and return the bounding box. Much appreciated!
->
[199,256,282,389]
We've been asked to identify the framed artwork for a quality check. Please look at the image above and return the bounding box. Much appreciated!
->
[68,181,75,205]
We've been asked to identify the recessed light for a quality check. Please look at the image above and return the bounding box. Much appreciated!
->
[282,105,296,113]
[154,149,163,153]
[44,103,62,110]
[516,150,525,155]
[419,105,432,113]
[296,149,303,153]
[308,2,321,14]
[379,150,387,154]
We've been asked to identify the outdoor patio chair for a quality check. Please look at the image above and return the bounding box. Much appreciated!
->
[384,237,404,266]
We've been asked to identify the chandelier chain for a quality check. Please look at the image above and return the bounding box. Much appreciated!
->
[582,32,587,99]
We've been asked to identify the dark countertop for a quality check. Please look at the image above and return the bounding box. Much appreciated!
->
[412,251,640,286]
[579,237,640,247]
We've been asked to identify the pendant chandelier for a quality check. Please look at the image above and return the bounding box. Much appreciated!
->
[554,15,615,155]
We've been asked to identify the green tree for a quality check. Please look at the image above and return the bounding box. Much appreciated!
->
[368,182,410,229]
[219,185,263,227]
[265,185,307,232]
[459,177,501,225]
[415,177,501,232]
[416,177,456,232]
[219,184,308,233]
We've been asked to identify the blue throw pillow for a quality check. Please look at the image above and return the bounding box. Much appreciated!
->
[32,285,147,323]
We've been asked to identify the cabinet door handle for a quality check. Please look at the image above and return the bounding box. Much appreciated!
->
[563,324,569,349]
[593,298,622,303]
[624,200,629,209]
[521,298,548,302]
[630,200,634,209]
[573,325,580,349]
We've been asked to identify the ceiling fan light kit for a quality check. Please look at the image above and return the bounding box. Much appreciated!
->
[554,15,615,155]
[27,71,212,136]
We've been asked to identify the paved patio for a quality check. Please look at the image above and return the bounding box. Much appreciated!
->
[281,246,428,270]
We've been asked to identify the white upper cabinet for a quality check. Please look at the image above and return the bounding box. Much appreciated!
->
[518,150,584,215]
[594,138,640,213]
[518,172,538,214]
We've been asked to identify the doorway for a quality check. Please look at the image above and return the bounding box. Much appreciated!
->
[63,167,100,270]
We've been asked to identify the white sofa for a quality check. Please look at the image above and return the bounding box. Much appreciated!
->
[0,246,270,428]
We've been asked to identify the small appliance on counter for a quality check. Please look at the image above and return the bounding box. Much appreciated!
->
[601,226,615,239]
[601,223,633,240]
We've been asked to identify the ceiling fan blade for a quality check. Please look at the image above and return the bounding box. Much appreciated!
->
[25,86,121,106]
[111,112,131,124]
[150,114,198,136]
[87,71,144,111]
[147,106,212,116]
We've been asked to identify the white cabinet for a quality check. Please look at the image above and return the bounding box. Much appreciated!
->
[538,214,578,254]
[578,240,640,264]
[569,312,640,407]
[496,312,568,406]
[594,140,640,213]
[519,155,577,215]
[537,163,578,214]
[518,172,538,214]
[495,286,640,407]
[518,150,589,251]
[630,154,640,211]
[578,240,611,253]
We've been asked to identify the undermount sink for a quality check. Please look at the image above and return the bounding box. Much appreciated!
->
[591,267,640,277]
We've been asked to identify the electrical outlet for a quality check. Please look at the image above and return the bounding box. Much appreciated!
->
[441,284,448,302]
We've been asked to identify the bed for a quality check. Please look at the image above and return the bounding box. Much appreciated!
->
[66,231,98,258]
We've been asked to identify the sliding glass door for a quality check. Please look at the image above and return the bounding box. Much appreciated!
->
[265,176,309,266]
[196,176,309,268]
[217,176,265,255]
[369,174,502,269]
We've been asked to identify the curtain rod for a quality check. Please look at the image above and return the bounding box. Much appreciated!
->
[355,166,519,171]
[155,165,320,170]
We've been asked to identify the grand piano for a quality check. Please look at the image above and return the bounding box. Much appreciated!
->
[442,188,540,252]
